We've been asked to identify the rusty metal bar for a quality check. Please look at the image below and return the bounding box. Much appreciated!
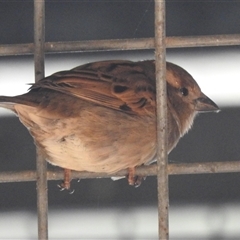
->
[154,1,169,240]
[166,34,240,48]
[1,34,240,56]
[34,0,48,239]
[0,161,239,183]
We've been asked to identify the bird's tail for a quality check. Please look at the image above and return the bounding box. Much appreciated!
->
[0,95,36,112]
[0,96,18,111]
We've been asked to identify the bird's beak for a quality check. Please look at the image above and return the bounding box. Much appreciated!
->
[194,93,220,112]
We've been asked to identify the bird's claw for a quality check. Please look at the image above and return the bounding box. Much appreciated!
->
[133,176,146,188]
[57,183,65,191]
[128,175,146,188]
[57,169,74,194]
[57,181,75,194]
[127,167,146,187]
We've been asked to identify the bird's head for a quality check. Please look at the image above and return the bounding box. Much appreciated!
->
[166,62,219,135]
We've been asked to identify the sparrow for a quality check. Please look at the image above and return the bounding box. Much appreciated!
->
[0,60,219,190]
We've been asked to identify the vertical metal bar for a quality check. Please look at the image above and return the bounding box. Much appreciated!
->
[34,1,45,82]
[154,1,169,240]
[34,0,48,239]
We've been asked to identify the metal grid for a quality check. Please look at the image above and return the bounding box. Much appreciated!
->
[1,0,240,239]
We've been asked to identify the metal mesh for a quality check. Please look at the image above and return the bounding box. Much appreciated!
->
[0,1,239,239]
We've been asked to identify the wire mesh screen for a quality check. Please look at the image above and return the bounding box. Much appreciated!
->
[0,1,240,239]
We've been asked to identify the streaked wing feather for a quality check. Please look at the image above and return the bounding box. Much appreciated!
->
[30,60,156,115]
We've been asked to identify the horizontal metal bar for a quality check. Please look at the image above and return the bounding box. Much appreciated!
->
[0,161,239,183]
[1,34,240,56]
[167,34,240,48]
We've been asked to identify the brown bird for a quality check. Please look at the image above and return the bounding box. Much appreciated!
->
[0,60,219,189]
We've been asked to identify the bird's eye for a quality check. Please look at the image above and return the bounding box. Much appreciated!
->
[179,87,188,96]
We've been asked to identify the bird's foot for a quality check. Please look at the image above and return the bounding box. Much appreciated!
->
[57,168,75,194]
[127,167,146,188]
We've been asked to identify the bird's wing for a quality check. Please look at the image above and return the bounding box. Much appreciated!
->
[30,60,156,115]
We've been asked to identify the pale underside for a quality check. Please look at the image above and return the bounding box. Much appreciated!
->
[15,99,157,173]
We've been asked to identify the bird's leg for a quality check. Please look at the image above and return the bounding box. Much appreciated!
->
[127,167,146,187]
[58,168,74,194]
[63,168,71,190]
[127,167,136,186]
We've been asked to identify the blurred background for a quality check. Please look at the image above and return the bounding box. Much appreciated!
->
[0,0,240,239]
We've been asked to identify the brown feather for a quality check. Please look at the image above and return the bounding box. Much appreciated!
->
[0,60,219,177]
